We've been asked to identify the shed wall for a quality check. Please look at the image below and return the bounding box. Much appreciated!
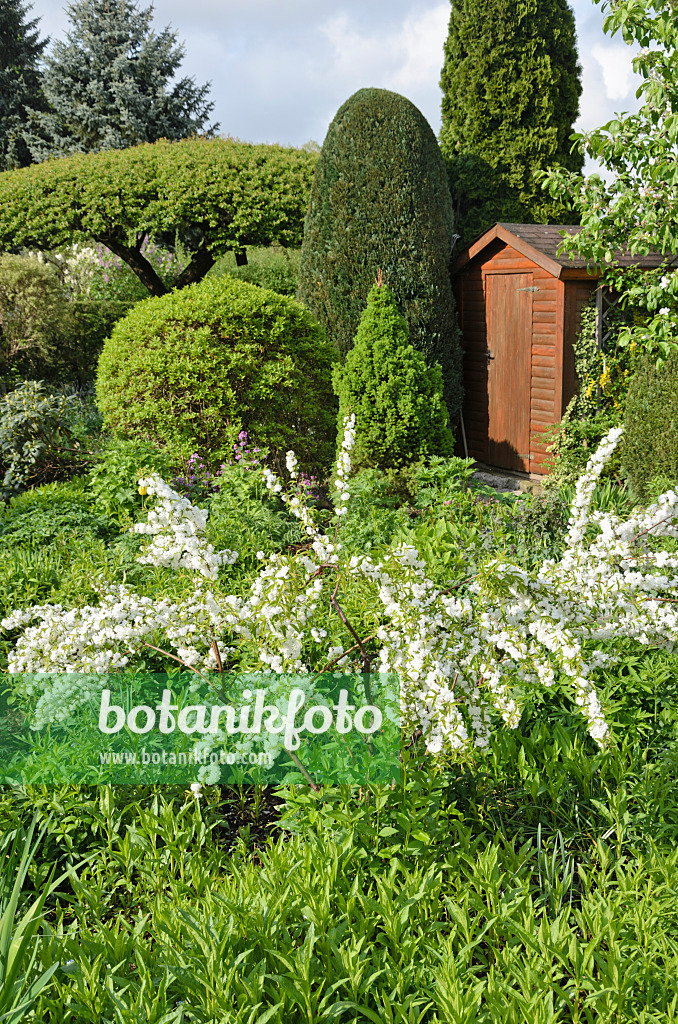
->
[455,242,562,473]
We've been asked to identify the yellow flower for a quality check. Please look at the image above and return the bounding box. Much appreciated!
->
[138,485,147,495]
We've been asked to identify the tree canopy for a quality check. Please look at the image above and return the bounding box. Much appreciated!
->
[0,0,47,170]
[541,0,678,364]
[0,136,319,295]
[440,0,583,246]
[23,0,216,161]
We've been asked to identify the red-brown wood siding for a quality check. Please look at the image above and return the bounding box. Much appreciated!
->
[486,273,532,471]
[455,264,488,463]
[454,242,576,474]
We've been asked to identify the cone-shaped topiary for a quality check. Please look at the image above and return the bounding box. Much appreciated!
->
[333,276,455,472]
[297,87,463,422]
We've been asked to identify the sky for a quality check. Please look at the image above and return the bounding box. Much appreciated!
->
[27,0,644,176]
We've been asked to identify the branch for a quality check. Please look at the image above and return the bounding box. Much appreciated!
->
[97,234,168,297]
[175,242,215,289]
[313,633,377,678]
[141,642,210,683]
[630,513,677,545]
[285,749,320,791]
[329,579,373,673]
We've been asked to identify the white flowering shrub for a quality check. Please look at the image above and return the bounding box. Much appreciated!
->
[134,474,238,579]
[3,417,678,758]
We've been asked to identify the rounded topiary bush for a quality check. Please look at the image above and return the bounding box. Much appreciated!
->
[96,276,338,474]
[334,279,455,472]
[621,347,678,502]
[297,87,463,421]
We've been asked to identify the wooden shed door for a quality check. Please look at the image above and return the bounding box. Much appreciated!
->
[485,273,532,471]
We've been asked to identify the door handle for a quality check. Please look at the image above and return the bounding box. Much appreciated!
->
[486,350,494,366]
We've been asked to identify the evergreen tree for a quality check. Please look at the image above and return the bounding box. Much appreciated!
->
[440,0,583,245]
[333,275,455,472]
[0,0,47,170]
[297,87,464,422]
[24,0,216,161]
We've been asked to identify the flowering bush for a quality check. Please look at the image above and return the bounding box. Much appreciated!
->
[3,417,678,762]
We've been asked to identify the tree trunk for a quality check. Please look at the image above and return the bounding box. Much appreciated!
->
[175,244,215,289]
[96,234,169,297]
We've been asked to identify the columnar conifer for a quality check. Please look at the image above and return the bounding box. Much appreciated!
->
[440,0,583,245]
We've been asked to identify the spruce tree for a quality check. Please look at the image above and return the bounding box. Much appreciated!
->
[0,0,47,170]
[333,275,455,472]
[440,0,583,245]
[24,0,216,161]
[297,87,464,422]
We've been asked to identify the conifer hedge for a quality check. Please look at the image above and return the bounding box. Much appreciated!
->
[297,88,463,422]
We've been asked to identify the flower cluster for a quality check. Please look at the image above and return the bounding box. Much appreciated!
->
[172,434,265,500]
[334,414,355,517]
[3,419,678,758]
[135,474,237,579]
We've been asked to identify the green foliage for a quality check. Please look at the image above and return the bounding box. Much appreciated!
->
[0,477,111,548]
[621,347,678,503]
[0,381,93,497]
[0,255,67,375]
[87,437,175,521]
[206,465,302,576]
[0,0,47,171]
[543,299,640,493]
[212,246,301,297]
[543,409,623,493]
[335,469,411,557]
[54,299,134,386]
[0,677,677,1024]
[0,253,131,385]
[297,87,464,420]
[0,815,61,1021]
[0,136,318,298]
[0,421,676,1021]
[541,0,678,365]
[440,0,583,246]
[23,0,216,162]
[334,283,455,471]
[96,276,337,477]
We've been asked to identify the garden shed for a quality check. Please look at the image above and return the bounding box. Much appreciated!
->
[451,222,668,474]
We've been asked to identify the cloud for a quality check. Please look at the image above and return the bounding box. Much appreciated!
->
[25,0,648,179]
[592,42,638,101]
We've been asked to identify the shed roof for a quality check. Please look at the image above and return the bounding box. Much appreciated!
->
[451,222,675,280]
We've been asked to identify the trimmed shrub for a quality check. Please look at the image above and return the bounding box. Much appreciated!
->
[621,348,678,503]
[96,276,338,475]
[0,136,318,297]
[333,280,455,472]
[297,87,463,421]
